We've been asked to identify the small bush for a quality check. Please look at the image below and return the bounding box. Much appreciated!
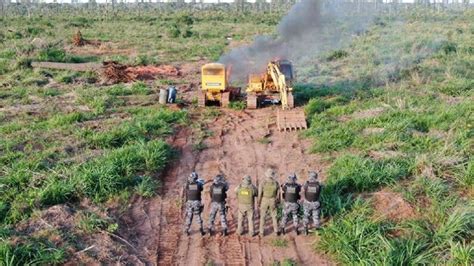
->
[135,176,160,198]
[37,48,67,62]
[228,101,246,110]
[327,49,349,61]
[77,212,109,233]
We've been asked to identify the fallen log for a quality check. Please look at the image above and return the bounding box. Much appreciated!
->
[31,61,180,84]
[31,61,101,72]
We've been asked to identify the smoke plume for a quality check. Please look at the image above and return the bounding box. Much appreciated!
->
[219,0,373,82]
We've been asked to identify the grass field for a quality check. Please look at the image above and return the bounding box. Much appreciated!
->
[0,5,473,265]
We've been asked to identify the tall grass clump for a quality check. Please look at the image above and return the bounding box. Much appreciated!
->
[86,109,186,148]
[74,140,172,202]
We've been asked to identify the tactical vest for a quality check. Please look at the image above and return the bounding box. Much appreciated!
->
[211,183,227,203]
[284,184,300,203]
[186,182,201,201]
[237,186,254,205]
[305,181,321,202]
[262,181,278,198]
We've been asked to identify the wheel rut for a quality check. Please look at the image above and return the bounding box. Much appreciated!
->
[123,108,334,265]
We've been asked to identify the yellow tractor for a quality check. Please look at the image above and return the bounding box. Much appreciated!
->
[246,60,307,131]
[198,63,239,107]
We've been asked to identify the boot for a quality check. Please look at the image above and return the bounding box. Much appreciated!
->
[208,228,213,236]
[315,222,321,230]
[185,229,190,236]
[200,228,206,236]
[296,228,300,236]
[303,227,309,236]
[281,228,286,235]
[222,228,228,236]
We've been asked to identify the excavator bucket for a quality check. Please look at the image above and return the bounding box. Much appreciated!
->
[276,109,307,132]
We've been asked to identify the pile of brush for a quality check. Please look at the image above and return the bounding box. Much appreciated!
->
[72,30,101,47]
[101,61,135,83]
[100,61,180,84]
[72,30,86,46]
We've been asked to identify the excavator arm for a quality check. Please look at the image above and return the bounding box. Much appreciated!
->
[267,62,291,110]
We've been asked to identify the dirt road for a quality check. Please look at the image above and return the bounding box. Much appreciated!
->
[120,107,333,265]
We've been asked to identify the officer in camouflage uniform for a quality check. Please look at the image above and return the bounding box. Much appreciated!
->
[235,175,258,236]
[280,173,302,235]
[258,168,280,237]
[208,174,229,236]
[184,172,205,236]
[302,171,322,235]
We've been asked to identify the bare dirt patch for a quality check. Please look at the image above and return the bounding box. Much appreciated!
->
[352,107,385,120]
[371,189,417,221]
[118,107,334,265]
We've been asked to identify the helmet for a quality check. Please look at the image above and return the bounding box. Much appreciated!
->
[188,172,198,183]
[214,174,224,183]
[309,171,318,181]
[242,175,252,186]
[287,173,297,183]
[265,168,275,179]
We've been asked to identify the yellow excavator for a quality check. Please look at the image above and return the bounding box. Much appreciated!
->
[246,60,295,110]
[246,60,307,131]
[198,63,240,107]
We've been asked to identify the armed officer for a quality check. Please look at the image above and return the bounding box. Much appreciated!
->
[302,171,322,235]
[208,174,229,236]
[183,172,205,236]
[280,173,302,235]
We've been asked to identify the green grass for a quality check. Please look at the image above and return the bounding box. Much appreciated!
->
[305,8,473,265]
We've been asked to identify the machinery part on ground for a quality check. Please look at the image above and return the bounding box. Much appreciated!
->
[277,109,308,132]
[199,63,239,107]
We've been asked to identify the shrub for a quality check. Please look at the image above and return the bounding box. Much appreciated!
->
[327,49,349,61]
[135,176,160,198]
[228,101,246,110]
[37,48,67,62]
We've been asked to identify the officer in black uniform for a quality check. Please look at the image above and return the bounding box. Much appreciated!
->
[184,172,205,236]
[280,174,302,235]
[302,171,322,235]
[208,174,229,236]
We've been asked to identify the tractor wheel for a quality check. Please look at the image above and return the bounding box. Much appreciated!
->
[247,94,258,109]
[221,92,230,108]
[198,91,206,107]
[287,92,295,109]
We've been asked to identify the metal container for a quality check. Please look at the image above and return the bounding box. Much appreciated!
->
[159,88,168,105]
[167,86,177,103]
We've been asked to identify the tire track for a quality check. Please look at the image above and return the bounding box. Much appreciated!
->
[125,108,334,265]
